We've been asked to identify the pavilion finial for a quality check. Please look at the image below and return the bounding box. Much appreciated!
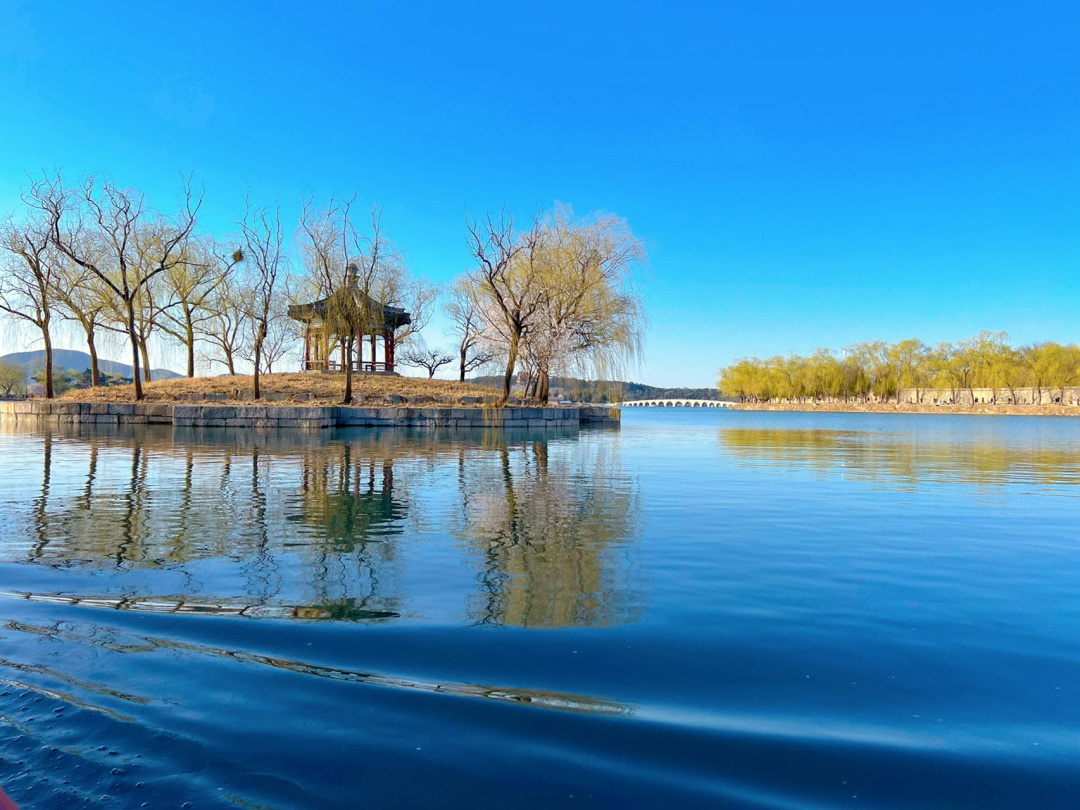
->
[345,262,359,288]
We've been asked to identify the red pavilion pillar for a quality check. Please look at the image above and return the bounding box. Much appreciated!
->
[384,329,395,372]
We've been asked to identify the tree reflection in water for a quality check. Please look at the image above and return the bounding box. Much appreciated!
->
[0,422,640,628]
[449,438,640,627]
[718,427,1080,489]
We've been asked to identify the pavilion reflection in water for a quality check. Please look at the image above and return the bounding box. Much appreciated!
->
[0,422,640,628]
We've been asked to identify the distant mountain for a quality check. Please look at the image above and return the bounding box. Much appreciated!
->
[0,349,182,381]
[468,375,730,403]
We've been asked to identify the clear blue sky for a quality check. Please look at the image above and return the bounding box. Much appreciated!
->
[2,1,1078,386]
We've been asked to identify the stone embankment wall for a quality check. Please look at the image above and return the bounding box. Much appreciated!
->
[897,387,1080,405]
[0,400,620,430]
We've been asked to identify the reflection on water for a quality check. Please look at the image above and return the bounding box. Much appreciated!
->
[718,426,1080,489]
[457,440,639,627]
[5,411,1080,809]
[0,421,640,629]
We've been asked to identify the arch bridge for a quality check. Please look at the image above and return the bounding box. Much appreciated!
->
[619,399,731,408]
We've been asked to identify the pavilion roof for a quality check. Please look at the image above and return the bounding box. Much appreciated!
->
[287,288,411,330]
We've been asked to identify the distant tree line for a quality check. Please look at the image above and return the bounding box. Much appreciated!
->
[1,174,648,405]
[718,332,1080,404]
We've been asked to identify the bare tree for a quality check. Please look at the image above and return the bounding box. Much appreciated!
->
[159,237,242,377]
[53,250,110,387]
[465,210,545,404]
[394,276,438,346]
[239,199,285,399]
[446,279,494,381]
[259,308,294,373]
[521,207,646,402]
[0,209,61,397]
[198,273,249,376]
[299,196,374,404]
[0,360,26,397]
[400,343,454,378]
[133,279,163,383]
[298,197,417,404]
[34,174,201,400]
[240,295,293,374]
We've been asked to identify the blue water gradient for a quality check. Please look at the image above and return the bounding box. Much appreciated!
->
[1,409,1078,808]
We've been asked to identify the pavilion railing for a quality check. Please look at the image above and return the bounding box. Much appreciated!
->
[303,359,392,373]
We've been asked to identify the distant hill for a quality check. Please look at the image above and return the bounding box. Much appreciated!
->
[0,349,182,381]
[468,375,730,403]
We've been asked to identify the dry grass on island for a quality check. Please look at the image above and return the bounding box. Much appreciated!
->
[730,401,1080,417]
[56,373,501,407]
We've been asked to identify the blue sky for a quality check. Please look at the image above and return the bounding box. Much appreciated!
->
[1,1,1078,386]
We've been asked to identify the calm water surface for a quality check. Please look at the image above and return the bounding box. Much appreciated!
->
[1,409,1079,808]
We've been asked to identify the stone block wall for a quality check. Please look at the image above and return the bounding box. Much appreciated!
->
[896,387,1080,405]
[0,400,619,431]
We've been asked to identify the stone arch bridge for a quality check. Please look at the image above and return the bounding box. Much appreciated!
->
[619,399,731,408]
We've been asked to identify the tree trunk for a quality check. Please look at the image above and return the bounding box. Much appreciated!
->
[185,313,196,378]
[459,347,467,382]
[253,341,262,400]
[343,332,354,405]
[127,300,143,401]
[226,349,236,377]
[500,330,520,405]
[42,325,54,399]
[87,331,100,387]
[140,339,152,383]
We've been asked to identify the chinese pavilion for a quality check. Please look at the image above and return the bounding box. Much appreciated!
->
[287,266,411,374]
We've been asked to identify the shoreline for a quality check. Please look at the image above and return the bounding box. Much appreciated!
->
[729,402,1080,417]
[0,400,619,430]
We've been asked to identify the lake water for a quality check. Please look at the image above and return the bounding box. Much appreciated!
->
[1,408,1079,808]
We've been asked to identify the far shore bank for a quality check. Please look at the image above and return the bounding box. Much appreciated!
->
[730,401,1080,417]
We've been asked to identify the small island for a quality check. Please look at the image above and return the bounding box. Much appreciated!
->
[0,372,618,429]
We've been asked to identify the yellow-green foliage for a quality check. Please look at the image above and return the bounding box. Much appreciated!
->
[718,332,1080,402]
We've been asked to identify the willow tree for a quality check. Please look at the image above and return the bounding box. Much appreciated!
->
[520,208,646,403]
[0,360,25,397]
[238,200,283,400]
[33,174,200,400]
[159,237,242,377]
[296,197,432,404]
[199,272,248,375]
[54,249,110,387]
[718,335,1080,405]
[299,197,389,404]
[0,210,60,397]
[445,279,494,381]
[967,331,1010,403]
[465,211,545,405]
[990,345,1025,404]
[890,338,929,403]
